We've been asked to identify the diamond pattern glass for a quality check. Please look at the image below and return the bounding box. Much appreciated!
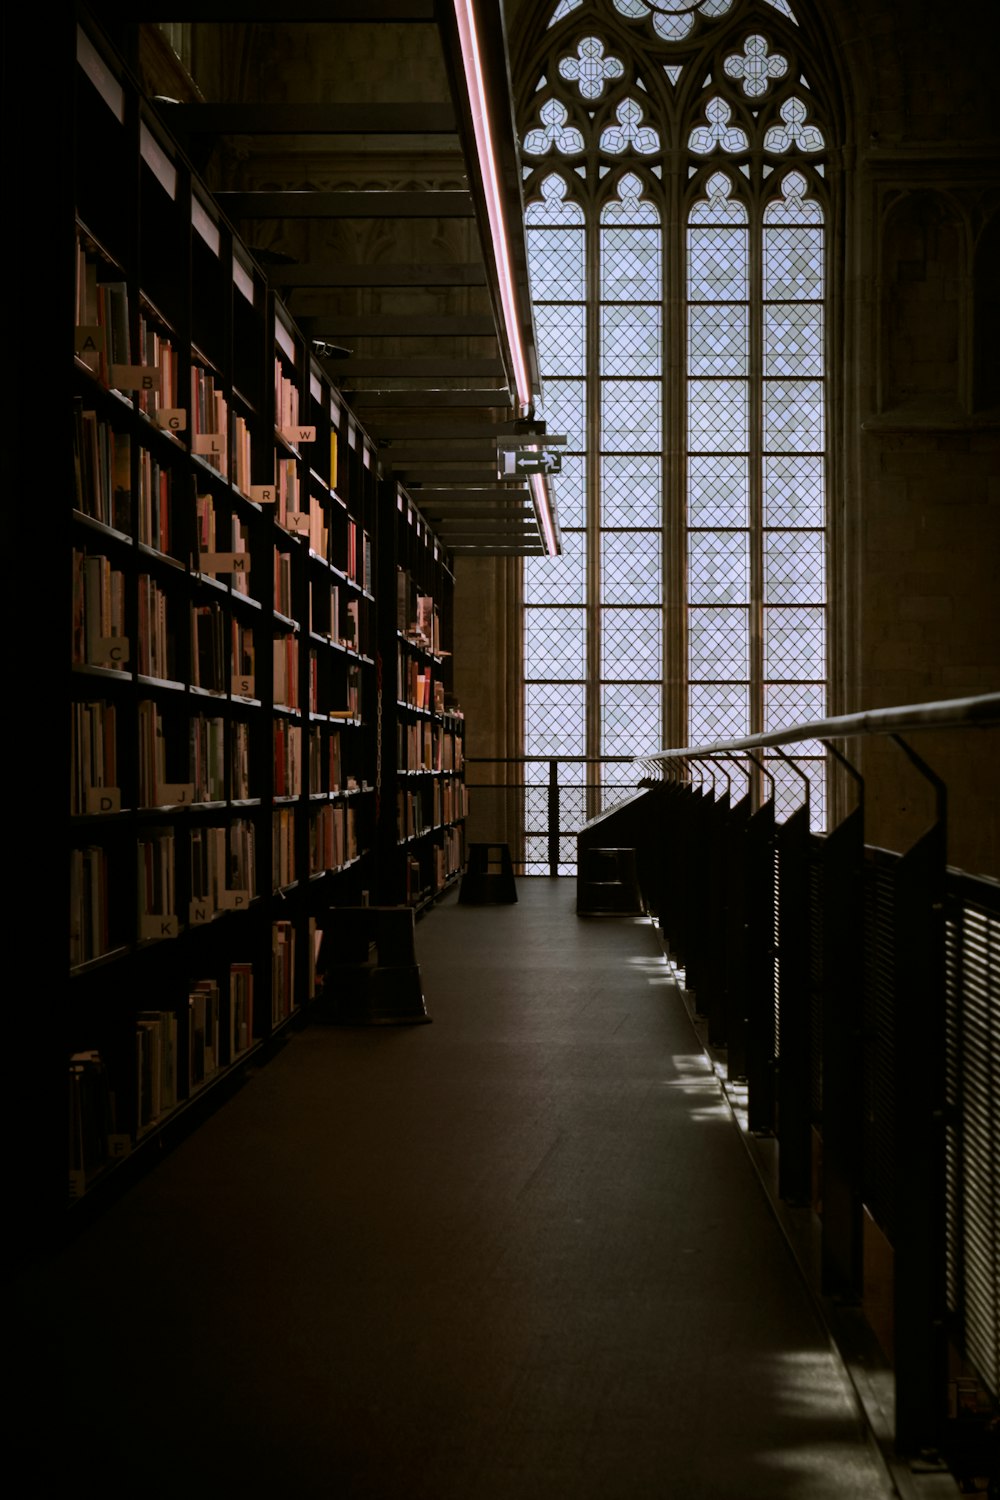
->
[764,455,824,527]
[688,304,748,376]
[602,533,661,604]
[763,380,824,452]
[689,682,750,741]
[690,172,748,225]
[602,607,662,678]
[688,380,749,451]
[764,227,823,300]
[764,530,825,604]
[544,379,587,449]
[602,455,661,527]
[525,607,586,679]
[601,227,661,298]
[689,607,749,679]
[525,529,585,604]
[764,683,826,753]
[526,175,586,226]
[527,226,586,299]
[764,606,825,680]
[537,302,586,375]
[602,304,662,375]
[764,171,824,227]
[602,381,661,448]
[553,452,586,529]
[764,304,823,377]
[688,227,749,300]
[601,683,662,757]
[762,758,825,826]
[688,531,749,604]
[525,682,585,757]
[688,455,748,526]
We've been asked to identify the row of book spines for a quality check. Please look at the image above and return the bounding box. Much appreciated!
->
[397,782,468,839]
[69,954,285,1198]
[434,828,465,886]
[397,572,441,651]
[397,722,465,772]
[398,656,444,713]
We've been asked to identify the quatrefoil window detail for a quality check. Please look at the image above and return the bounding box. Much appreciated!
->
[689,170,748,223]
[613,0,734,43]
[600,98,661,155]
[559,37,625,101]
[523,99,586,156]
[723,35,788,98]
[763,98,825,153]
[688,98,750,155]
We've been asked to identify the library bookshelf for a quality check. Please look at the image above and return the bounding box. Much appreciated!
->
[65,13,464,1219]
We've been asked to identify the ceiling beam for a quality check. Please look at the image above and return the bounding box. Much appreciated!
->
[395,468,518,485]
[217,191,474,218]
[448,545,543,554]
[268,263,487,288]
[385,444,498,462]
[159,104,455,135]
[335,358,505,378]
[107,3,436,19]
[409,488,530,502]
[376,424,539,440]
[346,390,513,408]
[306,315,496,338]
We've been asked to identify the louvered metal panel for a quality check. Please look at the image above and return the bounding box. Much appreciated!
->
[945,878,999,1399]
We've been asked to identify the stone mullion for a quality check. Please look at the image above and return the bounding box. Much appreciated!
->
[664,153,686,754]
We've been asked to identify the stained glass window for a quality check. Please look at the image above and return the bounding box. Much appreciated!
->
[523,2,828,864]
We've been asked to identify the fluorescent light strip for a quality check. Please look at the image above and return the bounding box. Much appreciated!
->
[454,0,559,554]
[453,0,530,407]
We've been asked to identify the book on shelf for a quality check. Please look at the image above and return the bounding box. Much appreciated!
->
[271,920,296,1025]
[230,962,254,1058]
[138,573,174,680]
[190,364,228,474]
[137,830,177,939]
[69,1050,127,1200]
[232,619,256,699]
[71,700,119,815]
[69,844,110,966]
[136,1010,178,1134]
[72,551,130,669]
[74,405,131,531]
[272,807,296,889]
[191,601,226,692]
[273,720,303,797]
[188,981,220,1090]
[273,634,299,709]
[231,719,251,798]
[191,714,226,802]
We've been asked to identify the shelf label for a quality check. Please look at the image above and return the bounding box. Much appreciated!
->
[201,552,251,575]
[233,674,255,698]
[159,783,195,807]
[280,426,316,446]
[85,787,121,815]
[111,365,159,391]
[188,899,215,925]
[140,913,179,940]
[218,889,251,910]
[75,325,105,356]
[156,408,187,432]
[88,636,131,667]
[193,433,225,457]
[250,485,276,504]
[285,512,310,536]
[108,1134,131,1159]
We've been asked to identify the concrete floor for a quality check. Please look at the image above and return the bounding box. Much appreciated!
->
[18,880,897,1498]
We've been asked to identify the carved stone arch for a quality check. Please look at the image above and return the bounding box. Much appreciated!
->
[880,188,967,415]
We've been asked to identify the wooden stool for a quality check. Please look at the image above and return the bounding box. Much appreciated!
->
[314,906,430,1024]
[459,842,518,904]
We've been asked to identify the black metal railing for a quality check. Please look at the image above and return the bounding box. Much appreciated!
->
[592,692,999,1468]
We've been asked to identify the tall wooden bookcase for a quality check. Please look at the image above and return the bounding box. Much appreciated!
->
[63,14,465,1223]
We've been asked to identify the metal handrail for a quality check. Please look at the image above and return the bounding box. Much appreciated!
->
[635,692,1000,767]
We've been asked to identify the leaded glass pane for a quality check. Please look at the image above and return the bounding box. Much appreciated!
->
[537,302,586,375]
[688,379,749,451]
[764,171,823,226]
[602,304,662,376]
[603,760,640,789]
[688,530,750,604]
[763,98,825,154]
[764,226,823,300]
[763,380,824,451]
[763,455,824,527]
[688,455,749,526]
[525,174,586,226]
[525,529,585,604]
[524,98,586,156]
[763,606,825,680]
[602,607,662,679]
[525,682,585,756]
[601,683,662,757]
[723,35,788,98]
[544,379,587,448]
[689,607,749,679]
[602,531,661,603]
[764,530,825,604]
[527,227,586,299]
[602,380,661,448]
[689,682,750,741]
[525,606,586,679]
[764,304,823,377]
[762,758,823,824]
[600,173,660,226]
[553,452,586,529]
[601,227,661,299]
[688,304,748,376]
[559,37,624,100]
[602,455,661,527]
[764,683,826,753]
[599,98,661,155]
[688,97,750,155]
[688,227,749,300]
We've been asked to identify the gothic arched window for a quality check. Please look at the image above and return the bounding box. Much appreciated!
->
[521,0,830,863]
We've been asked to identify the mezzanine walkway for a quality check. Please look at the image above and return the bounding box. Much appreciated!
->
[21,880,901,1499]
